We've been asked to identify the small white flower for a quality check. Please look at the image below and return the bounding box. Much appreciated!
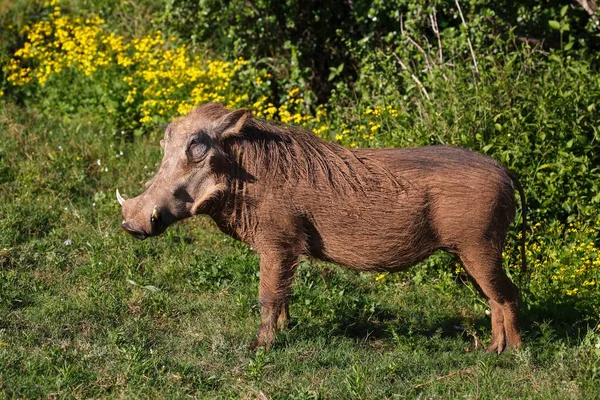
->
[96,159,101,166]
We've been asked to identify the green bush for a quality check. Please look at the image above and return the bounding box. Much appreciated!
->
[157,0,600,99]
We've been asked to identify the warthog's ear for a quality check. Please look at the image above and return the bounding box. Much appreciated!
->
[219,108,249,140]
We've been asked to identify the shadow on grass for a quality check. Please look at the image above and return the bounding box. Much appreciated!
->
[330,296,598,347]
[327,307,484,345]
[283,280,598,350]
[284,291,488,348]
[521,291,599,343]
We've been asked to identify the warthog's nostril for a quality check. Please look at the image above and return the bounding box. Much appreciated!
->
[121,221,148,240]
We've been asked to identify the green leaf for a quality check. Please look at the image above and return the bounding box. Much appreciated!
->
[548,20,561,30]
[560,5,569,17]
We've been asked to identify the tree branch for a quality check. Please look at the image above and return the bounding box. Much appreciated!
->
[575,0,598,15]
[393,53,430,101]
[455,0,479,75]
[574,0,600,30]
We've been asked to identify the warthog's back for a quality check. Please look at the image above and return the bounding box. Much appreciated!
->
[297,146,516,271]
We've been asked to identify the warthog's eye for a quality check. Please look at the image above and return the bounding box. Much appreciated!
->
[186,133,210,163]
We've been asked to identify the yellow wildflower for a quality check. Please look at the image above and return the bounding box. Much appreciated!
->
[375,273,388,282]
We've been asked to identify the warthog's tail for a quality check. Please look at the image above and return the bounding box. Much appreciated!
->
[508,171,527,284]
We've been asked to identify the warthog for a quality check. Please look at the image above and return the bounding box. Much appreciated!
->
[119,103,526,353]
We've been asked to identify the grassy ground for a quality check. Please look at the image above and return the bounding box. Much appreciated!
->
[1,103,599,398]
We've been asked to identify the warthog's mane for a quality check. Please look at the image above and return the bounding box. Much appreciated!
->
[223,115,403,195]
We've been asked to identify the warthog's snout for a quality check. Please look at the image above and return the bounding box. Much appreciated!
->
[117,189,167,240]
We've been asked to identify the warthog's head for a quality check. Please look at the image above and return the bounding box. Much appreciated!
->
[118,104,248,240]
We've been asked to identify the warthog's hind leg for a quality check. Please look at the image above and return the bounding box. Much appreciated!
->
[458,246,522,354]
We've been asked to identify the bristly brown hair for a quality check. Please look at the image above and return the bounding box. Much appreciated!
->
[218,113,405,196]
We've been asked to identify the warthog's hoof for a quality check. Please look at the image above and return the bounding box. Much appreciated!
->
[486,341,506,355]
[248,338,260,352]
[486,337,522,354]
[248,330,274,352]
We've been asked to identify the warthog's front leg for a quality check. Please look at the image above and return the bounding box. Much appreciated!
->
[248,252,297,351]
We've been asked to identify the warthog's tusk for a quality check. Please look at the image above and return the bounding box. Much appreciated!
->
[116,189,126,206]
[151,206,159,222]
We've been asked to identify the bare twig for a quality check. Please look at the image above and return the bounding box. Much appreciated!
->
[400,14,433,72]
[575,0,600,30]
[517,37,545,47]
[575,0,598,15]
[406,35,433,72]
[466,327,481,350]
[393,53,430,101]
[257,390,270,400]
[400,13,404,35]
[430,7,443,65]
[414,367,475,389]
[517,37,550,55]
[244,0,260,15]
[429,7,448,81]
[455,0,479,75]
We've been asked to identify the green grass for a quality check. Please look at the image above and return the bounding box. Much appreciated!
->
[1,103,599,398]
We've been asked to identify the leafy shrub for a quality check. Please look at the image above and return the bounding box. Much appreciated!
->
[2,1,325,132]
[158,0,600,100]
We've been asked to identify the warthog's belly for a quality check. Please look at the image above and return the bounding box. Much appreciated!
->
[304,193,439,271]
